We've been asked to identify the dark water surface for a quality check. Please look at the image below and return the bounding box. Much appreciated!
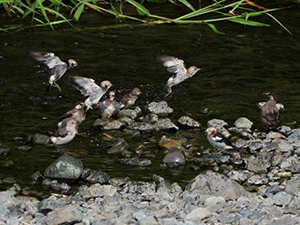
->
[0,4,300,194]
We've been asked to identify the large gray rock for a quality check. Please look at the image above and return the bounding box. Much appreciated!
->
[147,101,173,116]
[80,184,117,199]
[163,148,186,167]
[38,195,68,214]
[44,154,83,180]
[246,152,272,174]
[153,119,179,131]
[83,170,110,184]
[234,117,253,129]
[0,190,18,207]
[178,116,201,128]
[33,133,50,145]
[44,205,82,225]
[117,109,138,119]
[185,171,247,200]
[280,155,300,173]
[207,119,228,128]
[119,157,151,167]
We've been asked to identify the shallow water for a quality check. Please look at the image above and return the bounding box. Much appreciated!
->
[0,3,300,194]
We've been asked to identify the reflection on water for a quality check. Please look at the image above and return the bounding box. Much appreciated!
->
[0,5,300,193]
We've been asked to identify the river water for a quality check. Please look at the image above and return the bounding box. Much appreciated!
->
[0,2,299,194]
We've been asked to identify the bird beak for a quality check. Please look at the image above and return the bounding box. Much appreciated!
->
[263,92,269,96]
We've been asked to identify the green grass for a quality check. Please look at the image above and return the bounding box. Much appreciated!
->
[0,0,292,34]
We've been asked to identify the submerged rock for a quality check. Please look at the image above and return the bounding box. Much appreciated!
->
[185,171,247,200]
[107,138,129,154]
[83,170,110,184]
[159,136,183,150]
[33,133,50,145]
[178,116,201,128]
[194,154,231,164]
[119,157,152,166]
[234,117,253,129]
[163,148,186,167]
[17,145,32,151]
[93,119,124,130]
[44,154,83,180]
[147,101,173,116]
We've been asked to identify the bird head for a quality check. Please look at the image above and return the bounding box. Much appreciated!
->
[131,87,141,96]
[67,119,78,129]
[75,102,84,110]
[263,92,277,101]
[205,127,217,137]
[101,80,113,91]
[68,59,78,68]
[108,91,116,100]
[188,66,201,76]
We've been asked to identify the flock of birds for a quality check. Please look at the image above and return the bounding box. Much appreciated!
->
[29,51,281,156]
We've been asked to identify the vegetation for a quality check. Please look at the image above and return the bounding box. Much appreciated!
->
[0,0,292,34]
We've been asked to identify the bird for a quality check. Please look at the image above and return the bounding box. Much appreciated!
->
[157,55,201,97]
[57,102,86,128]
[261,92,280,129]
[70,76,113,111]
[50,118,78,145]
[99,91,122,119]
[29,51,78,92]
[120,87,141,108]
[205,127,242,163]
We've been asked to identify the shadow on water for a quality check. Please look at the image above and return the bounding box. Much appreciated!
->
[0,3,300,194]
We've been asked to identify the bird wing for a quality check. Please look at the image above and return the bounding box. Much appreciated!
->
[158,55,188,76]
[29,51,64,69]
[261,106,280,125]
[50,64,68,79]
[70,76,101,97]
[59,108,76,121]
[99,100,107,114]
[214,132,233,147]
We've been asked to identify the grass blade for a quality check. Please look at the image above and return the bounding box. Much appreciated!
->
[229,17,270,27]
[36,0,54,30]
[266,13,292,35]
[126,0,150,16]
[178,0,196,12]
[206,23,225,34]
[74,3,84,21]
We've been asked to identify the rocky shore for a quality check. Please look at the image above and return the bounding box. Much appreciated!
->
[2,101,300,224]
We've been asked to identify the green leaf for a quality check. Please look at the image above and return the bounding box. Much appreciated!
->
[74,3,84,21]
[126,0,150,16]
[229,17,270,27]
[267,12,292,35]
[178,0,195,12]
[205,23,225,34]
[36,0,54,30]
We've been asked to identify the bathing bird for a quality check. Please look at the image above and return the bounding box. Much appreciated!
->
[70,76,112,111]
[261,92,280,129]
[50,118,78,145]
[120,87,141,109]
[58,102,86,128]
[99,91,122,119]
[157,55,201,97]
[29,51,77,92]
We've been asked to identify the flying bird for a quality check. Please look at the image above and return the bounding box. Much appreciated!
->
[261,92,280,129]
[70,76,112,111]
[58,102,86,128]
[158,55,201,97]
[29,51,77,92]
[99,91,122,119]
[50,118,78,145]
[120,87,141,109]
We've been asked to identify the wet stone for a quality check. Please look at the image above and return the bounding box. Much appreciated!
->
[159,136,183,149]
[234,117,253,129]
[119,157,151,166]
[33,133,50,145]
[0,146,10,156]
[44,154,83,180]
[103,120,124,130]
[17,145,32,151]
[153,118,179,131]
[246,152,272,174]
[107,138,129,154]
[117,109,138,119]
[2,177,16,184]
[146,101,173,116]
[195,154,230,164]
[246,174,269,185]
[84,170,110,184]
[163,148,186,167]
[128,122,154,132]
[143,113,159,124]
[286,130,300,143]
[178,116,201,128]
[227,170,254,183]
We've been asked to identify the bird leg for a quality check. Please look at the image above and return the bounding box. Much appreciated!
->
[53,82,61,92]
[164,87,172,98]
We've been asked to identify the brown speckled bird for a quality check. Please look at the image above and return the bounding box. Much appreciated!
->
[120,87,141,108]
[261,92,280,129]
[158,55,201,97]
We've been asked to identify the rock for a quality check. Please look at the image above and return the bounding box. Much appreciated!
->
[3,177,16,184]
[272,192,292,206]
[146,101,173,116]
[17,145,32,151]
[119,157,151,166]
[107,138,129,154]
[44,205,82,225]
[195,154,231,164]
[280,155,300,173]
[266,131,285,139]
[33,133,50,145]
[44,154,83,180]
[277,140,293,153]
[143,113,158,124]
[249,140,263,152]
[140,216,158,225]
[84,170,110,184]
[279,126,292,135]
[159,136,183,149]
[178,116,201,128]
[117,109,138,119]
[185,171,247,200]
[285,179,300,195]
[227,170,254,183]
[207,119,228,128]
[0,190,18,207]
[80,184,117,199]
[153,118,179,131]
[163,148,186,167]
[246,152,272,174]
[38,195,68,214]
[103,120,124,130]
[185,207,211,223]
[0,146,10,156]
[286,130,300,143]
[204,196,225,206]
[128,122,154,132]
[118,116,133,125]
[234,117,253,129]
[246,174,269,185]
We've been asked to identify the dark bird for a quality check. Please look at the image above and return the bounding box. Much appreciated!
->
[70,76,113,111]
[99,91,122,119]
[261,92,280,129]
[58,102,86,128]
[51,118,78,145]
[120,87,141,108]
[158,55,201,97]
[29,51,77,92]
